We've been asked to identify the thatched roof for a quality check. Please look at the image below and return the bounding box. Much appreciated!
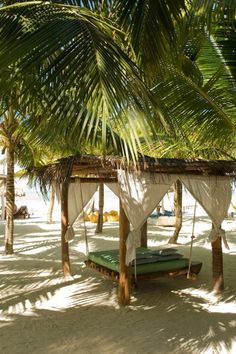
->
[30,154,236,190]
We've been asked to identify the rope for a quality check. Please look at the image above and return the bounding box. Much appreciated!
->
[187,200,197,279]
[79,181,89,256]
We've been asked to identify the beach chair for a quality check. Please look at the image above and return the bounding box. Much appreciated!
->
[14,205,30,219]
[4,204,30,219]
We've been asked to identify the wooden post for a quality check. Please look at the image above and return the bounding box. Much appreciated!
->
[212,234,224,292]
[140,220,148,248]
[168,180,182,244]
[119,199,131,306]
[47,183,56,224]
[95,183,104,234]
[61,181,71,276]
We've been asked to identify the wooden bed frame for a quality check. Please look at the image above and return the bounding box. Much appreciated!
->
[85,259,202,282]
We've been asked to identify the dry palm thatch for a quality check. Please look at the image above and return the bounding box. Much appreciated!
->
[28,153,236,195]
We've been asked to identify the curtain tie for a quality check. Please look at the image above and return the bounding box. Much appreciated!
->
[125,229,141,265]
[209,227,229,250]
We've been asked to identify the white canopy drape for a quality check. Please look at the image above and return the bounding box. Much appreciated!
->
[180,175,231,248]
[61,171,232,262]
[106,183,119,198]
[65,181,98,241]
[116,171,176,264]
[110,171,232,264]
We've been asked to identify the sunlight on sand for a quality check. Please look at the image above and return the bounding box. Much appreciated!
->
[0,211,236,354]
[0,275,117,324]
[36,278,117,311]
[174,287,236,314]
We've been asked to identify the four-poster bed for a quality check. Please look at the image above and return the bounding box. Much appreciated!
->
[85,247,202,282]
[31,154,236,306]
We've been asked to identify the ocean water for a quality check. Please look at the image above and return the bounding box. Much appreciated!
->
[3,177,236,220]
[13,180,204,218]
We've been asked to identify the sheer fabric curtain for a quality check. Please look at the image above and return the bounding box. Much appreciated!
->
[116,171,176,264]
[107,173,232,261]
[180,175,231,247]
[65,181,98,241]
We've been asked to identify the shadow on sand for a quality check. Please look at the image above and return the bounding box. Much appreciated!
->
[0,217,235,353]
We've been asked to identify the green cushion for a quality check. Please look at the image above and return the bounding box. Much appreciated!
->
[87,248,189,275]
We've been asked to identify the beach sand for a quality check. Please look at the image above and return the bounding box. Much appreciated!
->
[0,193,236,354]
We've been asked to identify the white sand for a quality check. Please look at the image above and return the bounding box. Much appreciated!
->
[0,198,236,353]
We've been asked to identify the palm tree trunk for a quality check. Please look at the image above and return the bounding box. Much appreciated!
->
[48,183,56,224]
[95,183,104,234]
[168,179,182,244]
[61,181,71,276]
[5,146,15,254]
[212,229,224,292]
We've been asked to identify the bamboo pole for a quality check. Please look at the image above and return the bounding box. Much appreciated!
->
[119,199,131,306]
[187,201,197,279]
[95,183,104,234]
[168,179,182,244]
[61,181,71,276]
[140,221,148,248]
[47,183,56,224]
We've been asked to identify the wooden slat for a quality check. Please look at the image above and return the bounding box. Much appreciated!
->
[84,260,203,282]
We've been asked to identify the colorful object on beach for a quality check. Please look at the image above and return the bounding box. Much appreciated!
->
[84,210,119,223]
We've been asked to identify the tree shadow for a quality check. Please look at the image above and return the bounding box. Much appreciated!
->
[0,217,235,353]
[0,275,235,354]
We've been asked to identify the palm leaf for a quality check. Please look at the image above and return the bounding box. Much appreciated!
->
[151,64,236,151]
[190,0,236,84]
[112,0,187,82]
[0,2,166,160]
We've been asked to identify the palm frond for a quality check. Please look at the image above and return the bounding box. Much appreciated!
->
[151,64,236,151]
[141,134,236,160]
[112,0,187,82]
[0,2,167,160]
[191,0,236,84]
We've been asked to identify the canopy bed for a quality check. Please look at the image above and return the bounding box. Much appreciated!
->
[31,154,236,305]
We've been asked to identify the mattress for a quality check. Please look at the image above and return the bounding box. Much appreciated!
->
[87,247,190,275]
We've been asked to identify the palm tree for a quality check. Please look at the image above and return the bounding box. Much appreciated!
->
[136,0,236,291]
[0,0,186,255]
[0,100,31,253]
[1,121,15,254]
[0,0,235,290]
[0,1,170,162]
[1,1,234,154]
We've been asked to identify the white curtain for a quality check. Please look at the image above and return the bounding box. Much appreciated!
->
[100,173,231,262]
[180,175,231,247]
[106,183,119,198]
[117,170,176,264]
[65,181,98,241]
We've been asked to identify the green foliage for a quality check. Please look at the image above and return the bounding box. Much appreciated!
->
[0,0,235,163]
[0,1,165,160]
